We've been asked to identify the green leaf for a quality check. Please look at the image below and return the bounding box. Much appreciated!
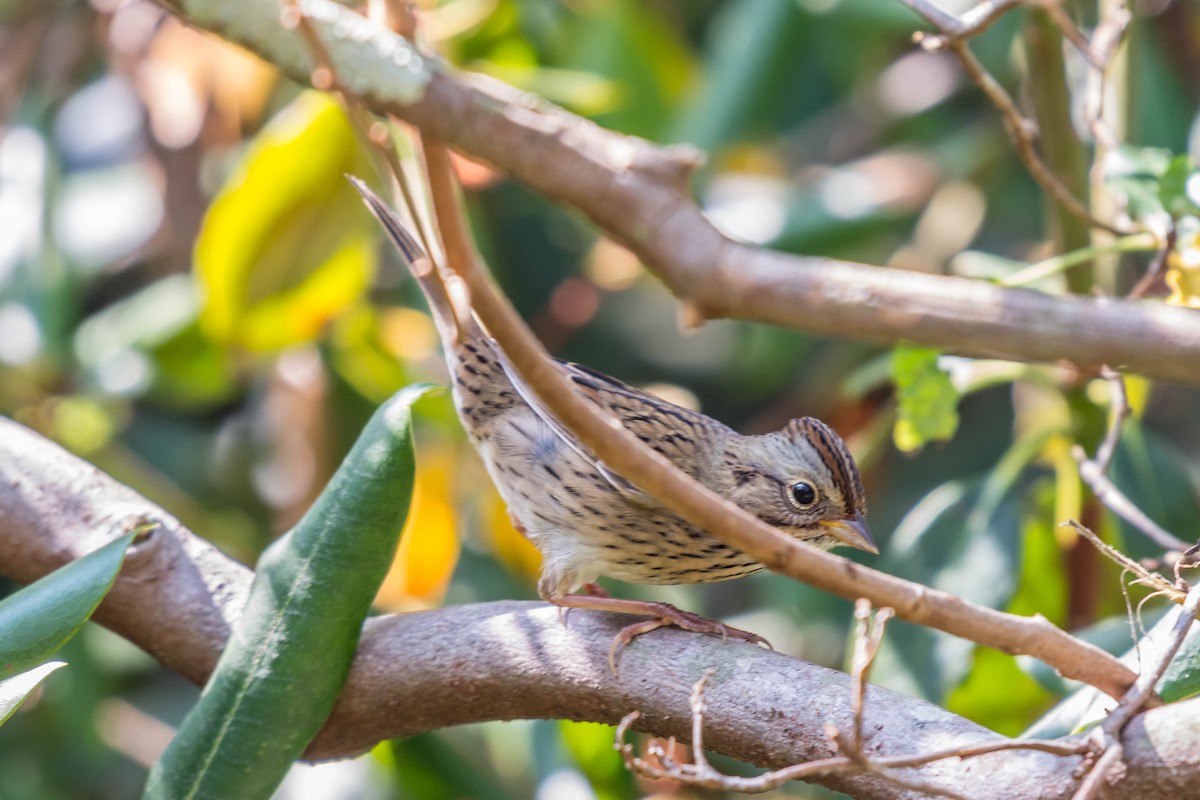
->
[891,345,960,452]
[1105,144,1173,179]
[146,320,241,409]
[1158,154,1200,218]
[1103,144,1173,220]
[556,0,695,139]
[195,91,376,351]
[1159,614,1200,703]
[144,384,435,800]
[0,532,138,679]
[560,720,628,793]
[0,662,67,728]
[871,430,1050,701]
[387,732,516,800]
[1022,602,1193,739]
[673,0,816,151]
[72,275,240,409]
[945,648,1053,737]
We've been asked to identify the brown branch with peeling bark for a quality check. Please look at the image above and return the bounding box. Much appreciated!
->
[3,415,1200,798]
[150,0,1200,386]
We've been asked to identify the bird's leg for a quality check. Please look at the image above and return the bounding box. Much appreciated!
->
[547,594,771,672]
[556,584,609,626]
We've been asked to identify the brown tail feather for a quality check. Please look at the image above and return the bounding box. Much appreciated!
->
[349,175,468,343]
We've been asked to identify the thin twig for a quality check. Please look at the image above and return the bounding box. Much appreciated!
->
[1128,223,1176,300]
[1082,0,1132,150]
[998,233,1158,288]
[898,0,1022,44]
[1072,369,1194,554]
[1094,366,1130,473]
[849,599,894,756]
[1074,464,1193,554]
[835,602,961,799]
[900,0,1132,236]
[1064,521,1183,602]
[953,39,1126,236]
[1072,744,1124,800]
[1108,584,1200,730]
[1039,1,1101,69]
[1072,584,1200,799]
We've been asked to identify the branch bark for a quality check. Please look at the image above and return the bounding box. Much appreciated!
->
[0,416,1196,798]
[151,0,1200,386]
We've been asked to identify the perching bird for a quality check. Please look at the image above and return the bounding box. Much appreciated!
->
[352,178,875,664]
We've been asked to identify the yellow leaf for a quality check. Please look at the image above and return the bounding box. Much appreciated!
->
[195,91,376,351]
[485,486,542,584]
[374,448,460,611]
[1166,238,1200,309]
[1043,435,1082,546]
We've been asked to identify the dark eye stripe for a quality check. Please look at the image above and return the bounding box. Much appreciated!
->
[795,418,865,515]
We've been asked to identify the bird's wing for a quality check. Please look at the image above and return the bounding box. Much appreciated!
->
[558,360,727,478]
[489,345,726,506]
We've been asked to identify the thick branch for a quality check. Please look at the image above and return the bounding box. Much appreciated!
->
[151,0,1200,385]
[0,417,1197,798]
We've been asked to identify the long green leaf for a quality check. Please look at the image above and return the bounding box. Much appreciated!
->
[0,662,67,728]
[143,383,434,800]
[871,429,1051,701]
[0,531,138,678]
[1023,603,1200,739]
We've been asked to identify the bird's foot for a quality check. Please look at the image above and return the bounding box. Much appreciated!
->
[549,594,770,673]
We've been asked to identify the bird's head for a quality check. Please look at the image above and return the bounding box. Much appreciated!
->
[723,417,876,554]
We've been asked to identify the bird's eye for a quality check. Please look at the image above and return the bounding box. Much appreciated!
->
[790,481,818,508]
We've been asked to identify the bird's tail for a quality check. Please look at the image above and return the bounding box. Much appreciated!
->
[349,176,473,344]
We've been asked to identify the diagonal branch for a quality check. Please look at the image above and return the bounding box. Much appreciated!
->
[897,0,1022,42]
[149,0,1200,386]
[1073,368,1193,554]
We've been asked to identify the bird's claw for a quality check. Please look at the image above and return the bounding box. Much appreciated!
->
[607,605,772,673]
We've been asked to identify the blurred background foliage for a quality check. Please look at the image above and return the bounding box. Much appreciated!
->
[1,0,1199,798]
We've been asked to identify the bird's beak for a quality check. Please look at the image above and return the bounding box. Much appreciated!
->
[823,512,879,555]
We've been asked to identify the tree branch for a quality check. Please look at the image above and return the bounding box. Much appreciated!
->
[0,416,1197,798]
[149,0,1200,386]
